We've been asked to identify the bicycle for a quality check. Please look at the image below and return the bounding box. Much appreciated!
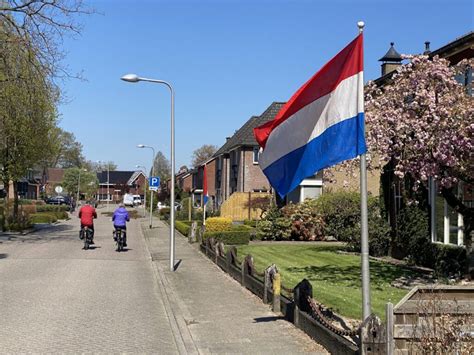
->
[115,227,125,252]
[82,226,93,250]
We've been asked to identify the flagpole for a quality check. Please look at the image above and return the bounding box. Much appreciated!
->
[358,20,371,321]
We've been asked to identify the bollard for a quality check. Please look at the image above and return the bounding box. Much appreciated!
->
[293,279,313,327]
[272,273,281,313]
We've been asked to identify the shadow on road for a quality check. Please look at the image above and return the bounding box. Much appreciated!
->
[253,316,285,323]
[0,253,8,259]
[8,224,76,244]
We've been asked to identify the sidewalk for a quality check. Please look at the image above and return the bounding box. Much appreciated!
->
[142,219,328,354]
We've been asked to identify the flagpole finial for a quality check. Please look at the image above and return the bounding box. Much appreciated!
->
[357,21,365,33]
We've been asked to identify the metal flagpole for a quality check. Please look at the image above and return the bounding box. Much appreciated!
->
[358,21,371,321]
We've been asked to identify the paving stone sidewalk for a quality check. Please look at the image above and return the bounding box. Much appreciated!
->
[142,219,328,354]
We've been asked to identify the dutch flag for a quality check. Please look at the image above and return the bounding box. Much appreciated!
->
[254,34,367,198]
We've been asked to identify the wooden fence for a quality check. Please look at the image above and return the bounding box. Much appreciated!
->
[220,192,271,221]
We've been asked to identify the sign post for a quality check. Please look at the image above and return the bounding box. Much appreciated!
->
[148,177,160,228]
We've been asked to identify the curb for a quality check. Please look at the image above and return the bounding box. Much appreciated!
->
[139,219,199,355]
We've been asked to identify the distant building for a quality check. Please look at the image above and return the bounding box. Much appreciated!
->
[96,170,146,203]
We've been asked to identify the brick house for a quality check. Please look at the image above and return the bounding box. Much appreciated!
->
[42,168,65,196]
[213,102,323,207]
[188,157,217,209]
[96,170,146,204]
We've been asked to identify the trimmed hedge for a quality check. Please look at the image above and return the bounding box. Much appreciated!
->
[175,220,191,236]
[205,217,232,232]
[203,230,250,245]
[36,205,69,213]
[231,224,253,231]
[30,212,58,224]
[243,219,258,227]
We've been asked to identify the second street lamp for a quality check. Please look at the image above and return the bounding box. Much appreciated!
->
[137,144,155,229]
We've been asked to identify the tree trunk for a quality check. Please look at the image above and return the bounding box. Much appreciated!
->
[441,187,474,279]
[12,181,19,219]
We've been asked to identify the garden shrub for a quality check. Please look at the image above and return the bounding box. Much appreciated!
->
[396,205,431,264]
[317,192,390,256]
[203,230,250,245]
[21,205,37,215]
[282,199,325,241]
[256,205,291,240]
[230,224,253,231]
[432,244,467,278]
[205,217,232,232]
[5,209,31,231]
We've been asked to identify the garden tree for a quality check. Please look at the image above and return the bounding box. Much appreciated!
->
[44,127,84,168]
[152,151,171,181]
[0,0,91,82]
[191,144,218,167]
[61,167,98,199]
[363,55,474,276]
[0,26,58,218]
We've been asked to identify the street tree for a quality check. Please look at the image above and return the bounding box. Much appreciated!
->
[0,26,58,218]
[84,160,117,172]
[364,55,474,276]
[152,151,171,181]
[44,127,85,168]
[0,0,92,82]
[191,144,218,167]
[62,167,98,199]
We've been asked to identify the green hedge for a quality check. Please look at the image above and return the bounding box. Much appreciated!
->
[203,231,250,245]
[243,219,258,227]
[231,224,253,231]
[30,212,58,224]
[36,205,69,213]
[175,220,191,236]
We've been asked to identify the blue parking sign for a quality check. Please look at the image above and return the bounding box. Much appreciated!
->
[149,176,160,191]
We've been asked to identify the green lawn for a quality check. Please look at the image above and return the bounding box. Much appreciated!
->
[235,244,419,320]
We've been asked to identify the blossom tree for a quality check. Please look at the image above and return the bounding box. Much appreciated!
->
[364,55,473,276]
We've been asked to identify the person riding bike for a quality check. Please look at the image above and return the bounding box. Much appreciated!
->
[79,201,97,244]
[112,203,130,247]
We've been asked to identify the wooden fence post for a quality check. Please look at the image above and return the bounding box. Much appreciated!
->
[241,260,246,287]
[386,302,394,355]
[272,272,281,313]
[293,279,313,327]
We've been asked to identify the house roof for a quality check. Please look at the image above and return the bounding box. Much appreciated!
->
[97,171,138,185]
[214,102,285,156]
[379,42,402,62]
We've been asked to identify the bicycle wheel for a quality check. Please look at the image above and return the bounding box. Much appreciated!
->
[116,230,121,252]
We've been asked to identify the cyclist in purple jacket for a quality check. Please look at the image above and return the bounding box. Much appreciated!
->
[112,203,130,247]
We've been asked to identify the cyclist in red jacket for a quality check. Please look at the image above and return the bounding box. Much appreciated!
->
[79,201,97,244]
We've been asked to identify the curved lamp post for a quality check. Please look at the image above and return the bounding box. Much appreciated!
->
[137,143,155,229]
[122,74,176,272]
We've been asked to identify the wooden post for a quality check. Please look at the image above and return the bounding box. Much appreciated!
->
[293,279,313,327]
[241,260,246,287]
[272,272,281,313]
[386,302,394,355]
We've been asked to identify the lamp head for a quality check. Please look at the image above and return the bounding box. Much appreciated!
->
[121,74,140,83]
[137,144,145,148]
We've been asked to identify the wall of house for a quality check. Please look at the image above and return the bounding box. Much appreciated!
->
[241,147,271,192]
[183,175,192,192]
[206,159,216,196]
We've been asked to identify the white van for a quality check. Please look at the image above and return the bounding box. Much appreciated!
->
[133,195,142,206]
[123,193,134,207]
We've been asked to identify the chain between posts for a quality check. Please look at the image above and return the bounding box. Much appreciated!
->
[307,295,361,337]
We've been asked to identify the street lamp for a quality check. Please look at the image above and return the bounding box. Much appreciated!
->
[76,168,87,206]
[137,144,155,229]
[122,73,176,272]
[135,165,148,218]
[97,160,110,212]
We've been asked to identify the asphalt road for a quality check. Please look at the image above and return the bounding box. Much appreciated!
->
[0,211,178,353]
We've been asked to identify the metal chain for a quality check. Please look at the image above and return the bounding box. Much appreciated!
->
[306,296,361,337]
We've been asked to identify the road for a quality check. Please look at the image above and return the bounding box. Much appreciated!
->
[0,210,178,353]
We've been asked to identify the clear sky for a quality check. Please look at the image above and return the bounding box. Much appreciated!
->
[58,0,473,172]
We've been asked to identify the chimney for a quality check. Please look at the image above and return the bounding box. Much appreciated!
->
[379,42,403,76]
[226,137,231,142]
[423,41,431,55]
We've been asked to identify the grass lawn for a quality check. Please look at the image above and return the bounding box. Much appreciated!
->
[235,243,421,320]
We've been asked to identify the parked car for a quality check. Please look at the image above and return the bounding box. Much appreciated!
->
[46,195,71,205]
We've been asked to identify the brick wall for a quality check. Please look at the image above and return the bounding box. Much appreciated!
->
[241,147,271,192]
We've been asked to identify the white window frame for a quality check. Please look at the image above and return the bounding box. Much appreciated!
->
[253,147,260,164]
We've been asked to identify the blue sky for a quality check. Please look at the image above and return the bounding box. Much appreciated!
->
[58,0,473,171]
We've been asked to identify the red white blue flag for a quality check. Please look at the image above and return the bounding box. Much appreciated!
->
[254,34,366,197]
[203,165,209,205]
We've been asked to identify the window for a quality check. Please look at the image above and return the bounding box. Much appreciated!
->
[253,147,260,164]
